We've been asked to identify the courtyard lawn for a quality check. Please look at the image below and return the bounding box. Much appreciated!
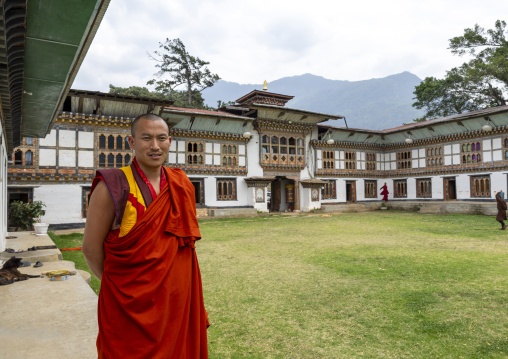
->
[51,212,508,358]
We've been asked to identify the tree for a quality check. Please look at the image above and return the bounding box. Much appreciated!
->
[413,20,508,121]
[108,84,209,109]
[109,85,171,101]
[147,38,220,106]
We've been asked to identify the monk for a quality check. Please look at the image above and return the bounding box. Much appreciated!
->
[380,182,389,201]
[82,113,209,358]
[495,190,507,230]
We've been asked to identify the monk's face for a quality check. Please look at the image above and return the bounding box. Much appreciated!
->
[128,118,171,171]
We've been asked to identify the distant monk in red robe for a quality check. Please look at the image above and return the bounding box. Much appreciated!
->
[82,114,209,358]
[380,182,389,201]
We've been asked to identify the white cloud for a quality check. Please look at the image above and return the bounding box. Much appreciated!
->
[72,0,508,91]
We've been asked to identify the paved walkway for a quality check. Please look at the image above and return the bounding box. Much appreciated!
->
[0,230,98,359]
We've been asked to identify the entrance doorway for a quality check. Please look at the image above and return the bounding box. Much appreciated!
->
[346,181,356,202]
[443,177,457,201]
[8,187,33,206]
[269,177,295,212]
[189,179,204,207]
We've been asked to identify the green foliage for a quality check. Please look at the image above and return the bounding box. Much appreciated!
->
[108,84,209,109]
[217,100,235,108]
[413,20,508,122]
[147,38,220,106]
[8,200,46,230]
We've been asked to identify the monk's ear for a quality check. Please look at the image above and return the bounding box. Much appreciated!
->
[127,135,134,150]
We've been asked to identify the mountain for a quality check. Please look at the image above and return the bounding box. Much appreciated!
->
[201,72,425,131]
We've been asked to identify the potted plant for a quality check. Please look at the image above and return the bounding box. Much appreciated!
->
[8,200,48,233]
[380,202,388,210]
[29,201,48,235]
[8,201,31,231]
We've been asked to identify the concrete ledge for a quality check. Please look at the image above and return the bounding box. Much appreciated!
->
[77,269,92,284]
[207,208,258,218]
[1,232,63,262]
[386,201,497,215]
[0,232,98,359]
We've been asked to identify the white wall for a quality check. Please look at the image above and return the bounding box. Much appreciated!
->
[0,126,6,251]
[34,184,85,224]
[246,125,264,177]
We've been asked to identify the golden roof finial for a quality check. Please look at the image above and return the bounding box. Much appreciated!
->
[263,80,267,91]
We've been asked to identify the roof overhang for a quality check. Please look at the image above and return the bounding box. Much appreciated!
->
[0,0,110,152]
[319,105,508,146]
[249,103,344,124]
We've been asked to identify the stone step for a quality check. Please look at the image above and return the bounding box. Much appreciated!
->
[321,203,368,213]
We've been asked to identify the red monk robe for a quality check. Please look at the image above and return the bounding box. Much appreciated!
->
[91,162,208,358]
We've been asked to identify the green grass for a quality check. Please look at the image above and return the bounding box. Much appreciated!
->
[50,212,508,358]
[48,231,101,295]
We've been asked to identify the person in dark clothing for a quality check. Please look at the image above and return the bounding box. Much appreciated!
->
[495,190,507,230]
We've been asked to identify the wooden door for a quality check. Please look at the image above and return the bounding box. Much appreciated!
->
[346,181,356,202]
[273,181,282,212]
[443,177,456,201]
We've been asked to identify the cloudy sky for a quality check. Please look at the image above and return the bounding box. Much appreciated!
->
[73,0,508,92]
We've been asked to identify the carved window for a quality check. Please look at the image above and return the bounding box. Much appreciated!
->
[108,135,115,149]
[25,137,33,145]
[25,151,33,166]
[125,137,130,150]
[394,179,407,198]
[345,151,356,170]
[82,186,91,218]
[322,150,335,169]
[366,153,376,171]
[107,153,114,167]
[365,180,377,198]
[297,138,304,155]
[116,135,123,150]
[470,175,490,198]
[397,151,411,169]
[116,154,123,167]
[99,153,106,167]
[99,135,106,149]
[187,141,204,165]
[217,178,237,200]
[321,180,336,199]
[14,150,22,165]
[260,134,304,166]
[125,154,131,166]
[416,178,432,198]
[461,141,481,164]
[221,143,238,167]
[280,137,287,154]
[426,147,443,167]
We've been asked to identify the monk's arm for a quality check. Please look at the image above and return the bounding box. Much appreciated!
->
[82,181,115,280]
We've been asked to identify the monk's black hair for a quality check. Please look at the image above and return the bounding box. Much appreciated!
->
[131,113,169,136]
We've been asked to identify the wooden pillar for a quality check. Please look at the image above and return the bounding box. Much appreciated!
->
[294,180,300,211]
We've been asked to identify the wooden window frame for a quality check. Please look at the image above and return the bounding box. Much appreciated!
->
[461,141,482,164]
[397,151,412,169]
[321,180,336,199]
[470,175,490,198]
[416,178,432,198]
[366,153,376,171]
[217,178,237,201]
[364,180,377,198]
[187,141,205,165]
[322,150,335,169]
[345,151,356,170]
[393,179,407,198]
[260,134,305,166]
[222,143,239,167]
